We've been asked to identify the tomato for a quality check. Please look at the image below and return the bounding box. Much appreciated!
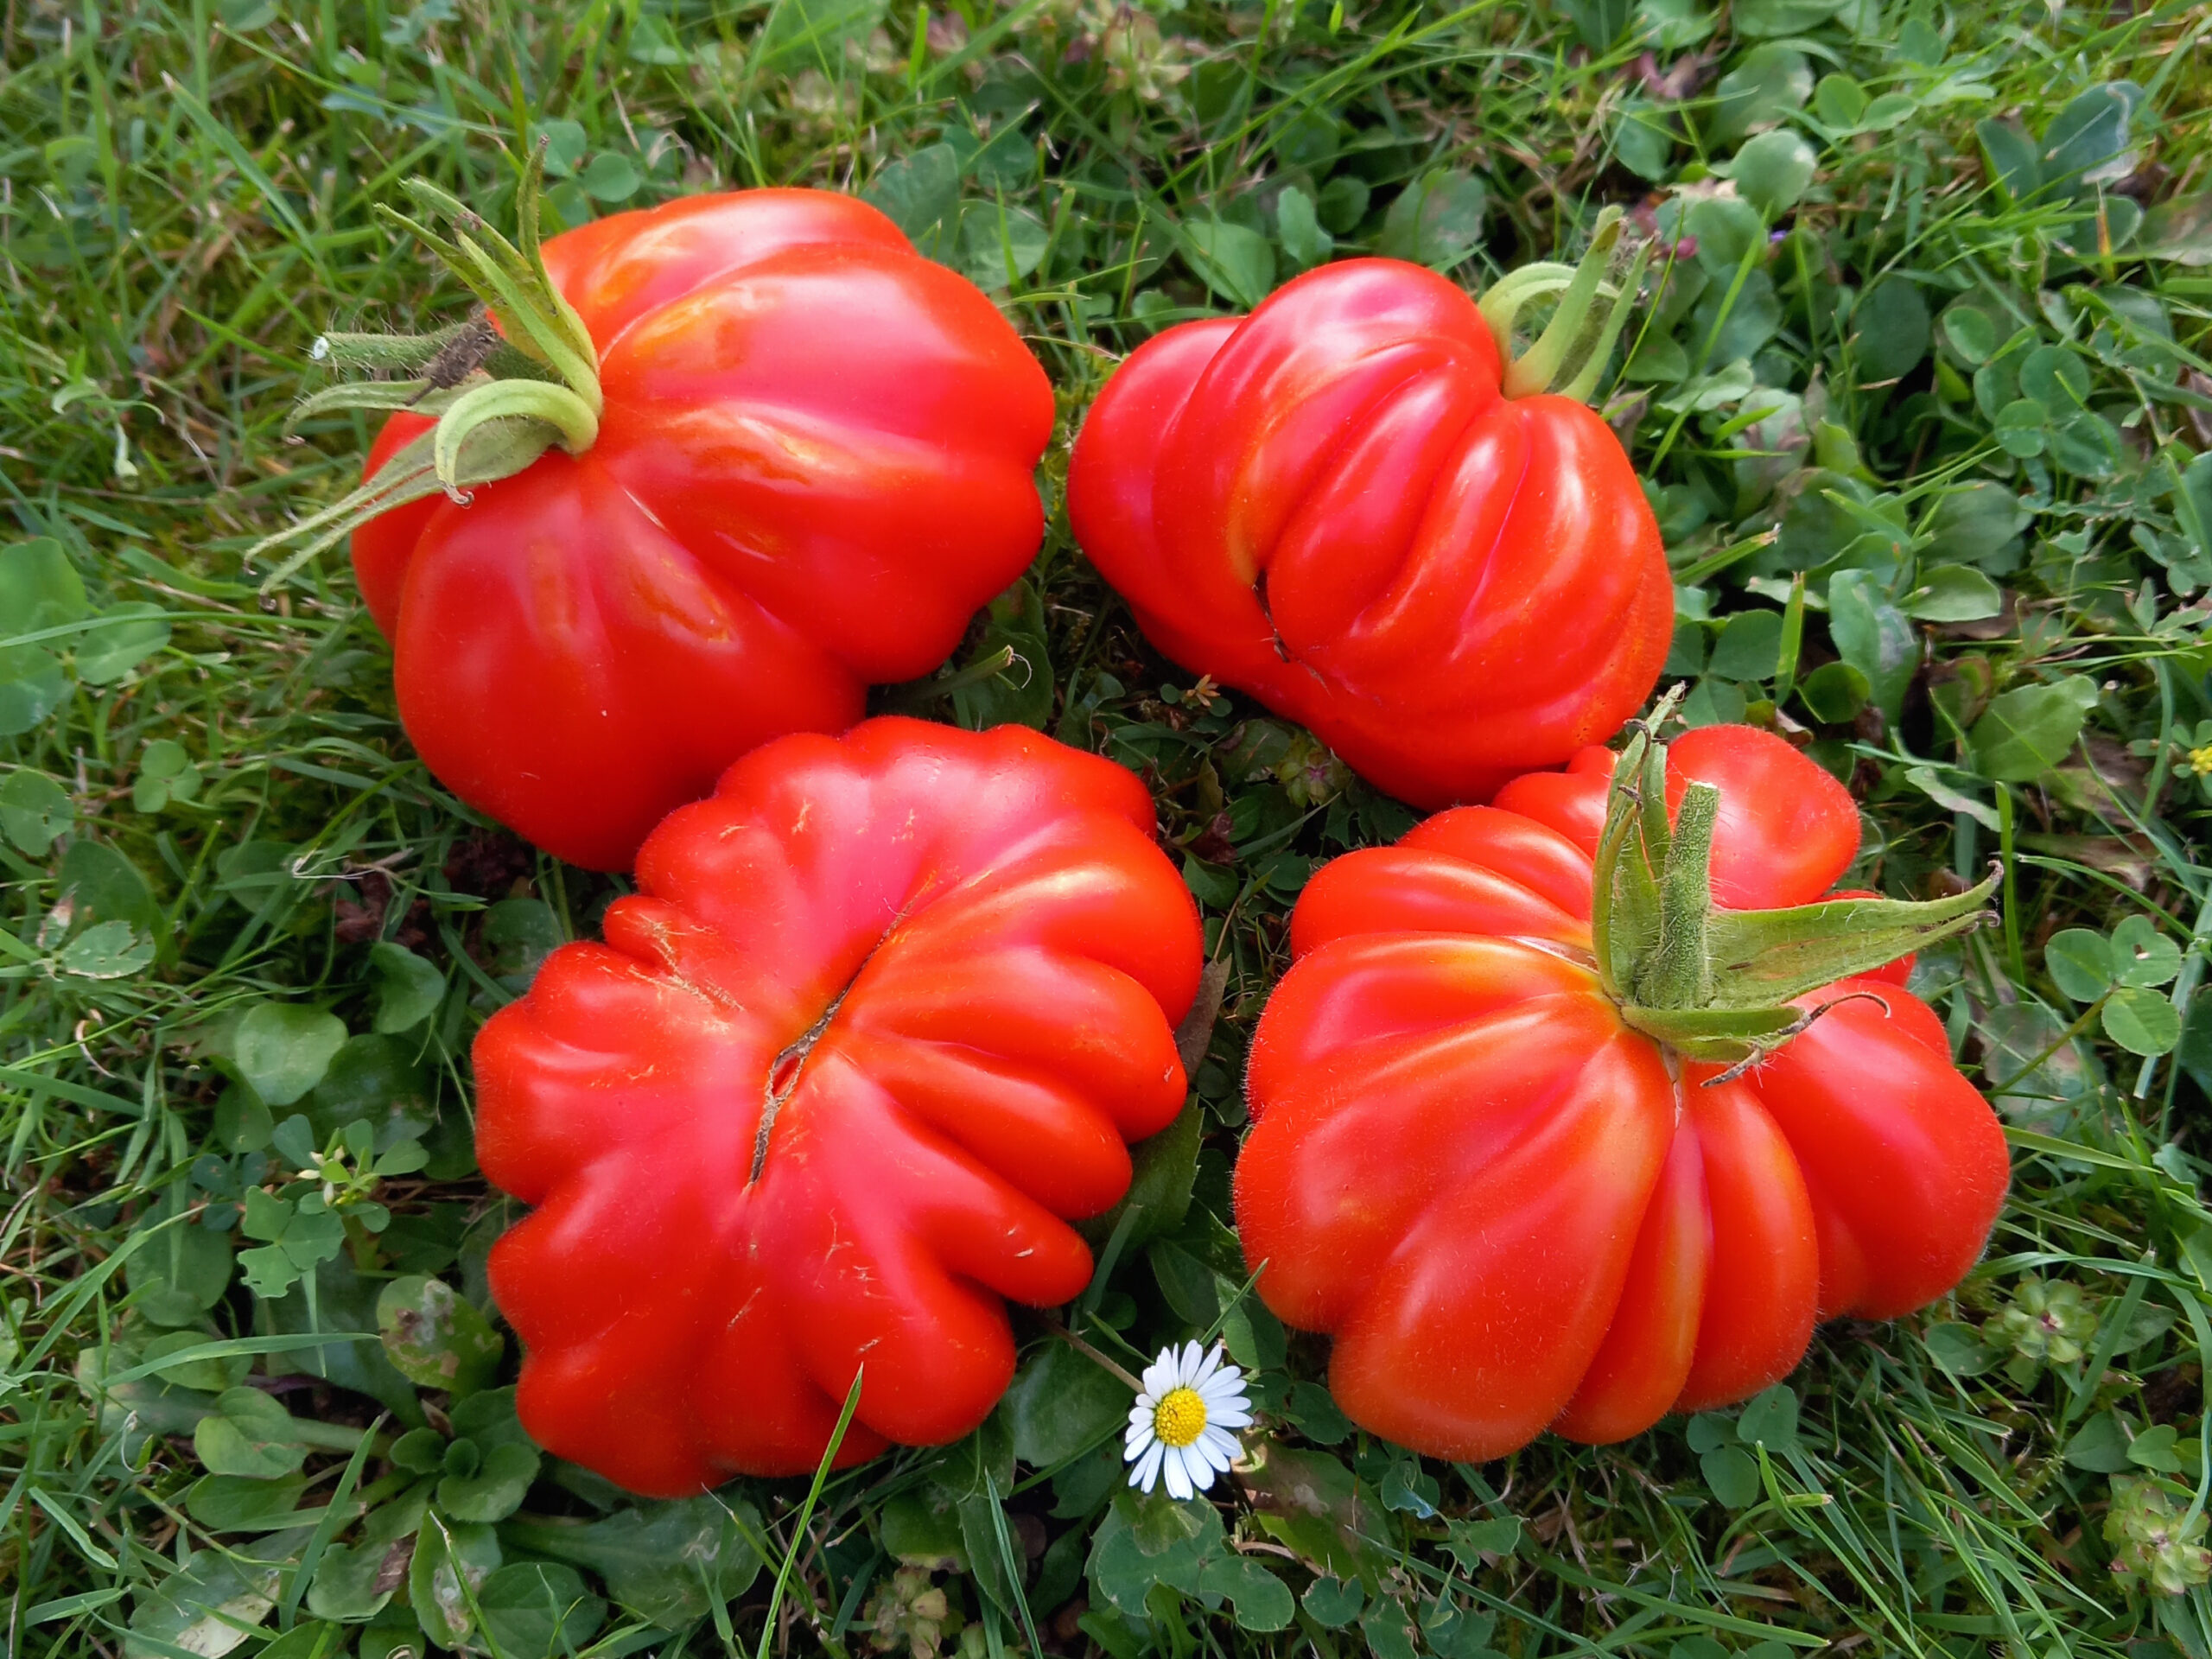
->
[1066,252,1670,810]
[350,188,1054,870]
[1234,721,2007,1459]
[474,717,1203,1494]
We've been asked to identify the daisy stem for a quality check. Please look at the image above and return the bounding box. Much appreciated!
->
[1043,1317,1141,1390]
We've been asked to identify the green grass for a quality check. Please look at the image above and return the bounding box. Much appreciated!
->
[3,0,2212,1655]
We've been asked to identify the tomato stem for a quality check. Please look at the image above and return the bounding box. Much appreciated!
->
[1478,207,1651,404]
[1637,780,1719,1008]
[246,140,602,592]
[1593,696,2001,1068]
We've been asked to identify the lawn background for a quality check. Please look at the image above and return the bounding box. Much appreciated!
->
[4,0,2212,1654]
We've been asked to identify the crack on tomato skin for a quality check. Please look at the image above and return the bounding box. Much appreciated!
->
[751,979,855,1185]
[1253,569,1293,663]
[747,898,922,1185]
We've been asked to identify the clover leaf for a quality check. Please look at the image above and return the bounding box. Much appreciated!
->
[238,1187,346,1299]
[2045,918,2184,1052]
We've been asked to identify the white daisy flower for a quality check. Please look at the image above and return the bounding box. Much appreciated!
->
[1124,1340,1251,1500]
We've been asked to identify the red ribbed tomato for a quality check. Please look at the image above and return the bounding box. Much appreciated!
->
[474,718,1202,1494]
[354,190,1053,870]
[1234,724,2008,1458]
[1067,257,1670,809]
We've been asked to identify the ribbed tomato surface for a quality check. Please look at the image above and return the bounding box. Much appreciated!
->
[1235,727,2008,1458]
[475,719,1203,1493]
[1068,257,1670,809]
[355,191,1054,869]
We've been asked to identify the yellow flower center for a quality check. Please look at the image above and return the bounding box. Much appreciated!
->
[2190,744,2212,777]
[1152,1386,1207,1448]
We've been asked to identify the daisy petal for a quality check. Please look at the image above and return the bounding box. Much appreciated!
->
[1186,1444,1223,1493]
[1131,1440,1165,1492]
[1182,1340,1205,1382]
[1164,1445,1194,1501]
[1199,1425,1242,1467]
[1184,1433,1227,1476]
[1193,1345,1224,1387]
[1207,1403,1254,1431]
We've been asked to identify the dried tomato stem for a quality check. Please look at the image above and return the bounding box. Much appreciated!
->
[248,139,601,589]
[1593,700,1999,1067]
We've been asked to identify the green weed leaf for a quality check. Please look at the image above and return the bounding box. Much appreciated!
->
[377,1273,505,1396]
[1198,1552,1295,1630]
[1736,1383,1799,1448]
[367,941,446,1033]
[0,538,88,633]
[2047,928,2115,1001]
[1827,571,1916,724]
[1006,1339,1131,1469]
[474,1561,607,1654]
[1275,185,1333,270]
[1732,130,1818,219]
[2111,916,2182,988]
[1377,168,1487,270]
[58,919,154,979]
[410,1516,501,1649]
[1701,1444,1761,1507]
[2104,988,2182,1056]
[1970,677,2097,781]
[1303,1577,1364,1626]
[232,1002,348,1107]
[867,143,961,240]
[507,1497,765,1625]
[1185,219,1275,308]
[77,602,170,683]
[126,1545,284,1659]
[194,1388,310,1479]
[0,769,73,854]
[1853,276,1931,383]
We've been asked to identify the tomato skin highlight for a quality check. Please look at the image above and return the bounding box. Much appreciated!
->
[1235,725,2009,1459]
[474,718,1203,1495]
[353,190,1055,870]
[1066,257,1672,810]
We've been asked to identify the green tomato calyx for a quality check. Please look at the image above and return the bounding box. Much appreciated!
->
[1478,206,1651,404]
[247,141,601,593]
[1591,691,1999,1077]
